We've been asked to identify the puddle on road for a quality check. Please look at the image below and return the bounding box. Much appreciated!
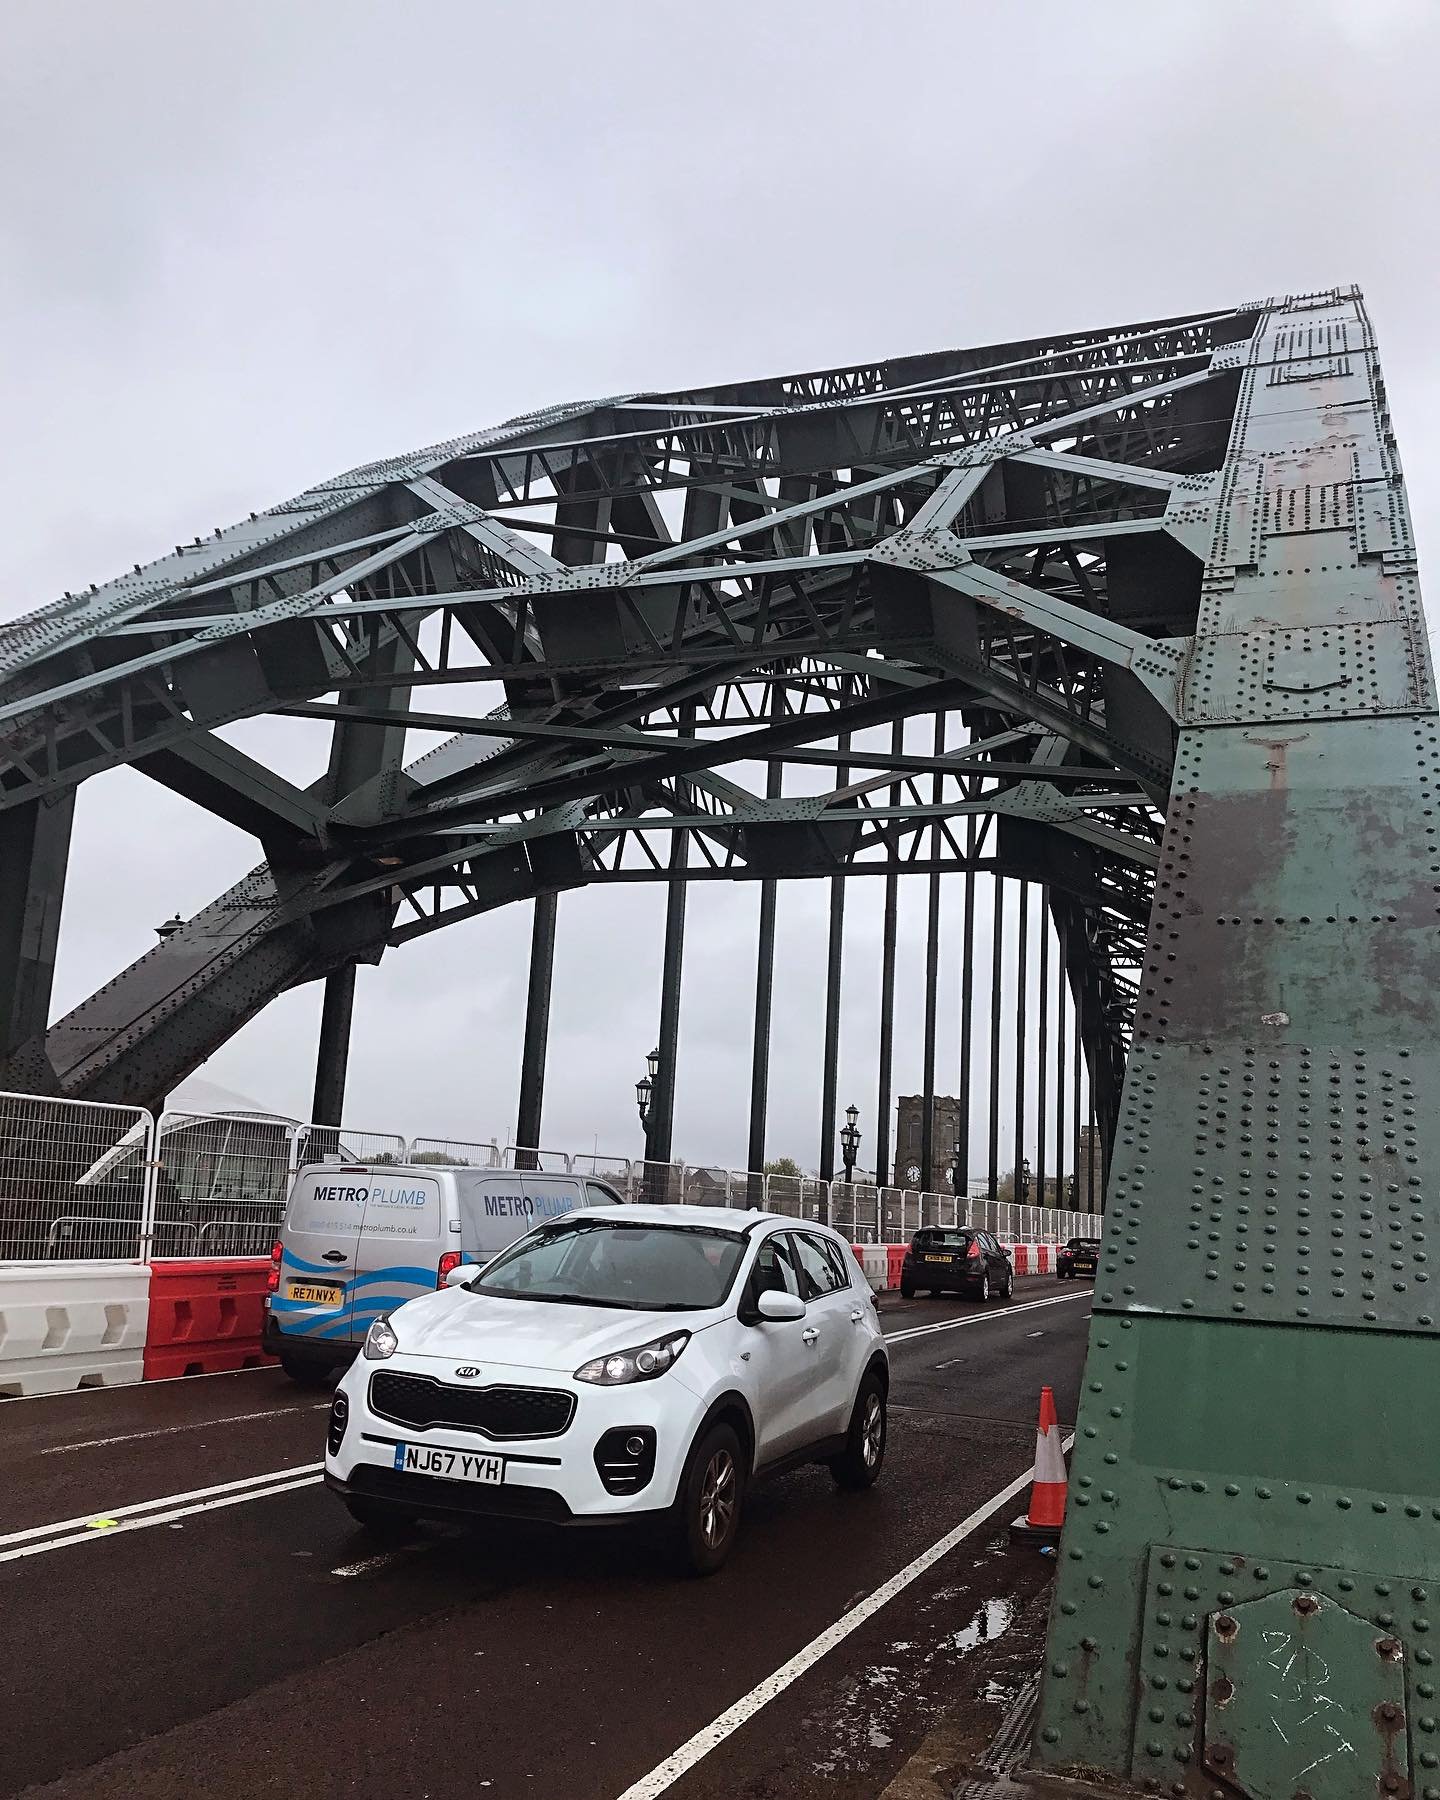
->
[808,1589,1018,1778]
[949,1595,1014,1652]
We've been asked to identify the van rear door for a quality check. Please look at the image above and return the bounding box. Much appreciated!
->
[347,1171,445,1343]
[455,1171,534,1267]
[273,1165,368,1347]
[521,1173,589,1223]
[454,1172,590,1267]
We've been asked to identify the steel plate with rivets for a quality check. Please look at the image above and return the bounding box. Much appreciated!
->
[1033,289,1440,1790]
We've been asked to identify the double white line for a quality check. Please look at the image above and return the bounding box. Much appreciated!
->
[883,1287,1090,1346]
[0,1463,323,1564]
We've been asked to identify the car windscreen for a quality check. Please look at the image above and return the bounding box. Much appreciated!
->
[474,1220,749,1311]
[913,1230,972,1250]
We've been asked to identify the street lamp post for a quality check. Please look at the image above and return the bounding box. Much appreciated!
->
[839,1102,861,1185]
[636,1048,661,1200]
[636,1047,659,1130]
[949,1137,963,1194]
[1018,1155,1032,1205]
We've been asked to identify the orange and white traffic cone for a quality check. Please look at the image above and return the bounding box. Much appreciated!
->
[1010,1385,1067,1542]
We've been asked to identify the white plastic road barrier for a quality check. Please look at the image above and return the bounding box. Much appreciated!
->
[856,1245,889,1291]
[0,1263,150,1397]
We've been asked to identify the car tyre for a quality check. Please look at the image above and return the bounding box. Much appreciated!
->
[279,1351,331,1387]
[1000,1266,1014,1300]
[671,1421,745,1576]
[831,1372,887,1490]
[978,1271,991,1303]
[345,1498,419,1538]
[899,1278,916,1299]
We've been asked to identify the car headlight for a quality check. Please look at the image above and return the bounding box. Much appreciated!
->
[574,1330,690,1386]
[363,1315,399,1361]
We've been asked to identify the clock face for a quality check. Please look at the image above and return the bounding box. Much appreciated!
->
[904,1163,922,1185]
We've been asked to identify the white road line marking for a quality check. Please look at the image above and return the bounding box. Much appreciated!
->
[330,1540,436,1578]
[1027,1331,1046,1338]
[35,1403,329,1455]
[0,1476,321,1564]
[0,1461,323,1550]
[330,1549,405,1578]
[611,1435,1076,1800]
[883,1290,1090,1345]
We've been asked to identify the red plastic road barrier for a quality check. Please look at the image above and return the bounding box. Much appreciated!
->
[886,1245,907,1289]
[1011,1244,1031,1275]
[143,1258,277,1379]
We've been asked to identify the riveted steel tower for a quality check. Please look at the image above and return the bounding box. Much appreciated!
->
[1033,288,1438,1796]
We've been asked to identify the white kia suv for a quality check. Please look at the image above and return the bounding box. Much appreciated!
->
[324,1204,889,1573]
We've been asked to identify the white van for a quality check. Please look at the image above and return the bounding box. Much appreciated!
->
[262,1161,624,1382]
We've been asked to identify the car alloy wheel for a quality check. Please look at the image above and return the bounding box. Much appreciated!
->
[699,1446,737,1550]
[861,1391,884,1469]
[980,1272,990,1302]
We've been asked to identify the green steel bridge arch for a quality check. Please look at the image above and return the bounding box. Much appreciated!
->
[2,285,1434,1788]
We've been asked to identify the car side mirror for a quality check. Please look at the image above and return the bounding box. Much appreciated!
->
[443,1264,474,1289]
[755,1289,805,1323]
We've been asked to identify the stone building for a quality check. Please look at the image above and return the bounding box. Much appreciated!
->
[1073,1123,1106,1210]
[893,1093,965,1191]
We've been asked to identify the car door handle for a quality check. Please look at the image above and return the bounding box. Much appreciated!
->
[801,1327,819,1345]
[320,1251,349,1263]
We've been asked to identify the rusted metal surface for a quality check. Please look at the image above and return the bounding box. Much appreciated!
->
[1033,287,1436,1795]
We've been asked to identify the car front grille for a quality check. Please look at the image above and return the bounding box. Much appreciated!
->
[369,1370,575,1440]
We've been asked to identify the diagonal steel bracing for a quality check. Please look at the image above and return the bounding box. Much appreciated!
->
[0,304,1252,1147]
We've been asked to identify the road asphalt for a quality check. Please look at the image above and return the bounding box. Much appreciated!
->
[0,1280,1093,1800]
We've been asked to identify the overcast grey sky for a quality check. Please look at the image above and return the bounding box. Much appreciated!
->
[3,0,1438,1173]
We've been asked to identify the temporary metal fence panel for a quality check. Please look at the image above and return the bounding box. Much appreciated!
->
[765,1173,802,1217]
[408,1136,501,1168]
[569,1153,632,1183]
[0,1095,1106,1265]
[151,1116,408,1257]
[501,1144,571,1172]
[681,1165,733,1207]
[150,1111,294,1257]
[724,1169,767,1209]
[631,1161,685,1204]
[0,1089,155,1262]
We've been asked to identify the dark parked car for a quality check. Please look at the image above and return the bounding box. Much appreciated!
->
[1057,1236,1100,1279]
[900,1227,1013,1301]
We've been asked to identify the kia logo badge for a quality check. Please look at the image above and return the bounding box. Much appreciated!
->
[455,1365,482,1379]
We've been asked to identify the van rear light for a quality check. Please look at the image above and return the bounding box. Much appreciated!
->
[267,1238,283,1294]
[437,1250,463,1289]
[967,1239,982,1260]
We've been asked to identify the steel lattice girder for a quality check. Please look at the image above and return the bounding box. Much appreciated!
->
[0,303,1253,1106]
[1027,288,1440,1790]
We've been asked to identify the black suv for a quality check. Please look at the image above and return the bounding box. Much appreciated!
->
[1057,1236,1100,1279]
[900,1228,1013,1301]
